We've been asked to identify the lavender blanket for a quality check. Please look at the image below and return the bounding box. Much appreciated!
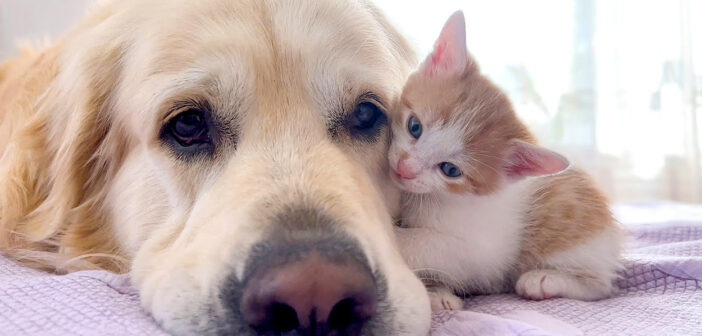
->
[1,202,701,336]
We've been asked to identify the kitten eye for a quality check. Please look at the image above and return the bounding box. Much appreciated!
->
[407,115,422,139]
[162,109,214,156]
[439,162,462,178]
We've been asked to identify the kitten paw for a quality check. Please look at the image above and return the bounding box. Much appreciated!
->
[516,269,615,301]
[428,288,464,312]
[515,270,562,300]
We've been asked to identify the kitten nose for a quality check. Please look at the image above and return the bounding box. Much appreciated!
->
[396,159,417,179]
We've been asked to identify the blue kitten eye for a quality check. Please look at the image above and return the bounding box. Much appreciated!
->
[407,116,422,139]
[439,162,462,178]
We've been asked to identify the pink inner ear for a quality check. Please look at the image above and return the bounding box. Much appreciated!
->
[420,10,468,77]
[503,141,570,179]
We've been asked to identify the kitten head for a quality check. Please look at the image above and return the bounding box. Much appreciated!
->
[389,11,569,195]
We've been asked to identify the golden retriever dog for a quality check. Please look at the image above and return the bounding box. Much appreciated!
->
[0,0,431,334]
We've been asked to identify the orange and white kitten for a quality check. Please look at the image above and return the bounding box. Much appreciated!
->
[389,11,623,311]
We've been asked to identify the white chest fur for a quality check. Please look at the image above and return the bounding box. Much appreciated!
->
[399,178,534,293]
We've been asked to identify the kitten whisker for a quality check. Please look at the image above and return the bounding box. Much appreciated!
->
[467,156,501,176]
[469,151,505,161]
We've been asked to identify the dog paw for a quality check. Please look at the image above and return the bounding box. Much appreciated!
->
[428,288,464,312]
[515,270,562,301]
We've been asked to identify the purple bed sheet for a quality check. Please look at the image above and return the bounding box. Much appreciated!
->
[1,202,701,336]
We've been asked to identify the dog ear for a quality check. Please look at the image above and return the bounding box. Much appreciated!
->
[0,30,128,272]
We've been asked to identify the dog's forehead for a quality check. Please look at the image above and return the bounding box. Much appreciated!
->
[143,0,407,103]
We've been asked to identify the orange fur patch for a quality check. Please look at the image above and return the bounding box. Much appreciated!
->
[520,168,616,265]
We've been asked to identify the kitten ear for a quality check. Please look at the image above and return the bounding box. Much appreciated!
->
[503,140,570,181]
[419,10,469,77]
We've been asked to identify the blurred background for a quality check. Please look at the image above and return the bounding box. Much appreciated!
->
[1,0,701,203]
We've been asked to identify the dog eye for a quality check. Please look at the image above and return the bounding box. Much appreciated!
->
[173,111,205,138]
[407,115,422,139]
[352,102,381,130]
[346,102,387,141]
[162,109,214,156]
[169,110,209,145]
[439,162,462,178]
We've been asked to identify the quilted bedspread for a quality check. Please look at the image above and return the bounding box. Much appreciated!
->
[1,202,701,336]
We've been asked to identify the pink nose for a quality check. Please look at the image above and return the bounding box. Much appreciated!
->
[396,159,417,179]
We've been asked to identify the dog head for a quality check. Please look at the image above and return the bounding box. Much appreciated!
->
[0,0,430,335]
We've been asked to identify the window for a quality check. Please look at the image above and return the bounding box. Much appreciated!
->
[379,0,702,202]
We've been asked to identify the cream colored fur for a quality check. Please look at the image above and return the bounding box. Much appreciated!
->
[0,1,431,334]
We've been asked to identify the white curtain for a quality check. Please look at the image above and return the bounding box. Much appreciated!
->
[377,0,702,203]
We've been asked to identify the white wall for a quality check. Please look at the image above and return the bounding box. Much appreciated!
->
[0,0,95,58]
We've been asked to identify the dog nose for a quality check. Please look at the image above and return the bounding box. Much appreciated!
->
[241,251,377,335]
[396,159,417,179]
